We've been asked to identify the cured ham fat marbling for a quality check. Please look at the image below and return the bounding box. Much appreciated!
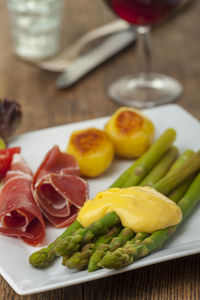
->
[33,146,89,228]
[0,154,45,246]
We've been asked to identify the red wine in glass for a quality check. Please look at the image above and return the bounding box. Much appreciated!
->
[103,0,183,108]
[104,0,181,25]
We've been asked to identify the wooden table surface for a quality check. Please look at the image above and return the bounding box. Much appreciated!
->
[0,0,200,299]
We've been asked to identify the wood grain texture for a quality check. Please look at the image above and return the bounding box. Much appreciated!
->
[0,0,199,299]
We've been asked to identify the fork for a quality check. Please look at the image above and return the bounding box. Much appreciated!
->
[35,19,129,72]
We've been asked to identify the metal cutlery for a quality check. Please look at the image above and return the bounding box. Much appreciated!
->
[56,28,137,89]
[36,19,129,72]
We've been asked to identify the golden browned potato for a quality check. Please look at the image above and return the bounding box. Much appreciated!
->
[104,107,155,158]
[66,127,114,177]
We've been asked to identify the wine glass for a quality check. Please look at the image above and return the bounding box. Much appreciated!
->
[104,0,183,108]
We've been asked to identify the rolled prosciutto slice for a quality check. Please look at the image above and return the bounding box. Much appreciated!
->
[0,154,45,246]
[33,145,80,185]
[33,173,89,227]
[33,145,89,227]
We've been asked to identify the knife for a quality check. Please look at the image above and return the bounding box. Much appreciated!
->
[56,28,136,89]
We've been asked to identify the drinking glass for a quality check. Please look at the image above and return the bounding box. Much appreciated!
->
[6,0,65,60]
[103,0,183,108]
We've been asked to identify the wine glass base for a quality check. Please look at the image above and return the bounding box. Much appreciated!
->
[108,73,183,109]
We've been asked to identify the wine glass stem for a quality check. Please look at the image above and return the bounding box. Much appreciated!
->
[136,26,153,77]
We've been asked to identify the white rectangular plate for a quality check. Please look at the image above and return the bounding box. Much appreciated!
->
[0,104,200,295]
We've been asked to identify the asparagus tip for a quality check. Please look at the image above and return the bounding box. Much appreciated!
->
[98,249,132,269]
[29,249,49,268]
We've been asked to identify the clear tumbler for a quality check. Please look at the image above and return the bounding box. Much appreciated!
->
[6,0,64,60]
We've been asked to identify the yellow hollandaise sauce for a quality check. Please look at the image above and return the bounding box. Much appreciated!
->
[77,186,182,233]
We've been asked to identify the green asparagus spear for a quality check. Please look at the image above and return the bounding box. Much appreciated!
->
[88,227,135,272]
[62,244,93,271]
[165,149,194,177]
[160,149,195,202]
[154,150,200,195]
[94,224,123,247]
[140,146,178,186]
[111,128,176,188]
[108,227,135,252]
[97,232,149,270]
[99,172,200,269]
[64,225,122,270]
[54,212,121,257]
[127,232,149,244]
[29,220,82,268]
[168,175,195,203]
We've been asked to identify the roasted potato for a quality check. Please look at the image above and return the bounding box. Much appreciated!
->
[66,127,114,177]
[104,107,155,158]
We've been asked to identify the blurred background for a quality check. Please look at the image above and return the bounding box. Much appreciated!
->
[0,0,199,136]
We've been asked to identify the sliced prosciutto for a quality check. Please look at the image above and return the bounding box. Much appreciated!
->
[33,145,80,185]
[0,154,45,245]
[33,173,89,227]
[33,145,89,228]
